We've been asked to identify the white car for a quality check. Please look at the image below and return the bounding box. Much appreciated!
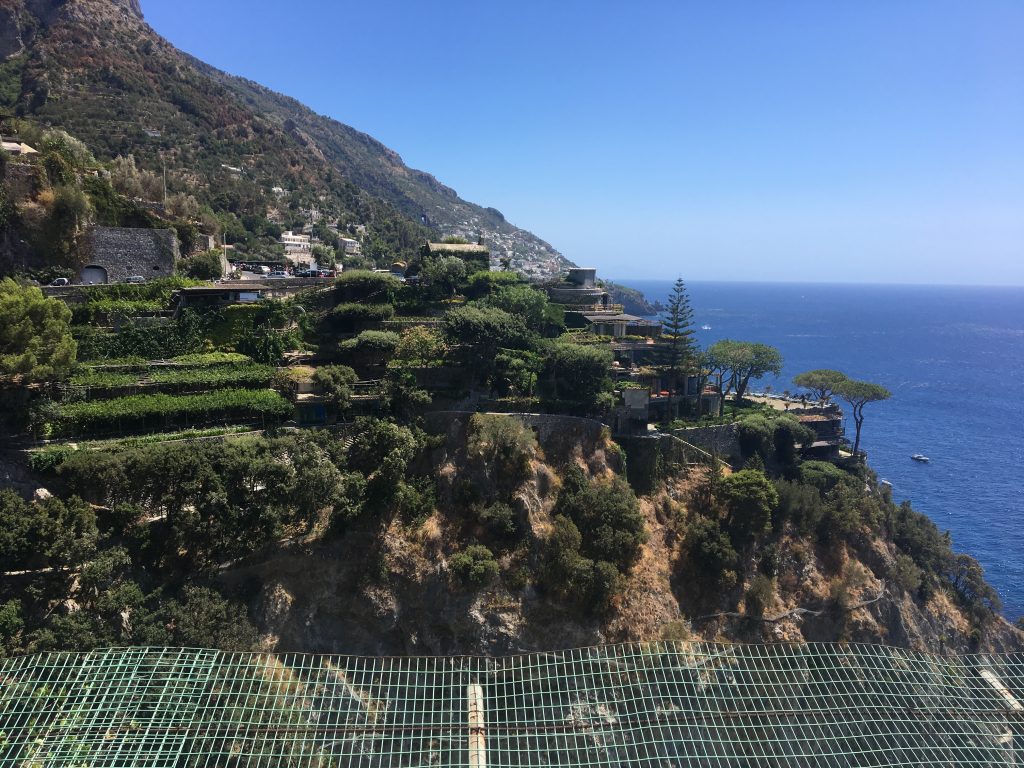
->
[268,271,288,279]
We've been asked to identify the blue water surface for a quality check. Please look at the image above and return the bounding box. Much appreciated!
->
[616,280,1024,620]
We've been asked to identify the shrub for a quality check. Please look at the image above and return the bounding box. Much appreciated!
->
[312,365,358,410]
[540,342,613,413]
[721,469,779,545]
[180,250,224,280]
[330,302,395,331]
[745,575,775,619]
[554,474,645,571]
[773,479,824,535]
[682,516,738,589]
[800,460,853,492]
[467,414,537,492]
[477,502,521,540]
[340,330,400,367]
[450,545,499,588]
[463,270,521,300]
[334,271,400,304]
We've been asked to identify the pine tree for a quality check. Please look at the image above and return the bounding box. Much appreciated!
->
[661,277,699,378]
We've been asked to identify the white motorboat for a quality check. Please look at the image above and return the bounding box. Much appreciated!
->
[911,454,930,463]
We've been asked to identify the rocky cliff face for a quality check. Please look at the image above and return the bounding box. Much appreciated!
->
[220,419,1023,657]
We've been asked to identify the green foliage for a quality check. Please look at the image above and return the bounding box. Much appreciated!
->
[0,491,97,572]
[442,305,534,381]
[745,575,775,619]
[180,249,225,280]
[75,310,210,361]
[467,414,537,494]
[0,278,77,380]
[792,369,849,402]
[340,330,400,367]
[554,473,645,571]
[158,586,258,651]
[540,342,613,413]
[834,377,892,454]
[720,469,779,545]
[660,278,698,375]
[540,515,622,613]
[773,479,825,535]
[312,364,358,411]
[477,502,521,540]
[450,545,499,588]
[682,516,739,590]
[69,362,274,393]
[334,271,400,304]
[393,325,448,368]
[482,284,549,330]
[347,419,419,501]
[736,412,814,469]
[421,256,467,298]
[50,388,292,436]
[330,302,395,331]
[463,270,521,300]
[379,370,433,421]
[705,339,783,409]
[799,460,854,492]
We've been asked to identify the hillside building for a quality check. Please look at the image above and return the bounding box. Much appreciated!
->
[78,226,179,284]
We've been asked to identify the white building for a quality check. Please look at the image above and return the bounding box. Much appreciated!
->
[280,230,312,268]
[340,237,362,256]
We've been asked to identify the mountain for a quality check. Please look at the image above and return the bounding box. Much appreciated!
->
[0,0,571,274]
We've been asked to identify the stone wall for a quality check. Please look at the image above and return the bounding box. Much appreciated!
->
[79,226,179,283]
[673,423,741,462]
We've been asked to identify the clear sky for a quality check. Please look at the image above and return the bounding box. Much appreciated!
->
[142,0,1023,285]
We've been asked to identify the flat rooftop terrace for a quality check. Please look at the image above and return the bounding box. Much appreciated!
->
[1,642,1022,766]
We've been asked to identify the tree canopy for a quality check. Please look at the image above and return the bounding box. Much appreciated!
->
[793,369,848,402]
[0,278,77,380]
[704,339,783,413]
[834,377,891,455]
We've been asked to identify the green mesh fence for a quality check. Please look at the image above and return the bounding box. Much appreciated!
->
[1,642,1022,766]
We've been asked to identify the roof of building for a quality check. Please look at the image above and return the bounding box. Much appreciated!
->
[1,141,38,154]
[425,241,490,254]
[583,312,659,325]
[2,642,1021,765]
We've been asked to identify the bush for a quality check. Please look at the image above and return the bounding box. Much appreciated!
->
[339,330,400,367]
[554,473,645,571]
[450,545,499,587]
[721,469,779,545]
[540,342,613,414]
[477,502,521,540]
[467,414,537,492]
[334,271,400,304]
[745,575,775,618]
[180,250,224,280]
[682,516,738,589]
[800,460,853,492]
[330,302,395,331]
[312,364,358,410]
[773,479,824,535]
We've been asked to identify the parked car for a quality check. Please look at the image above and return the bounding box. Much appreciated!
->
[318,269,335,278]
[49,277,70,286]
[125,275,146,284]
[268,270,288,279]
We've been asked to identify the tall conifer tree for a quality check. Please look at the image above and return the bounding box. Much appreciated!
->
[661,277,699,378]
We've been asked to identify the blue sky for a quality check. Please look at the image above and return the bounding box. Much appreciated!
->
[143,0,1023,285]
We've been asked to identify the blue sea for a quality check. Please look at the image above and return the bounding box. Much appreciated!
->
[617,280,1024,620]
